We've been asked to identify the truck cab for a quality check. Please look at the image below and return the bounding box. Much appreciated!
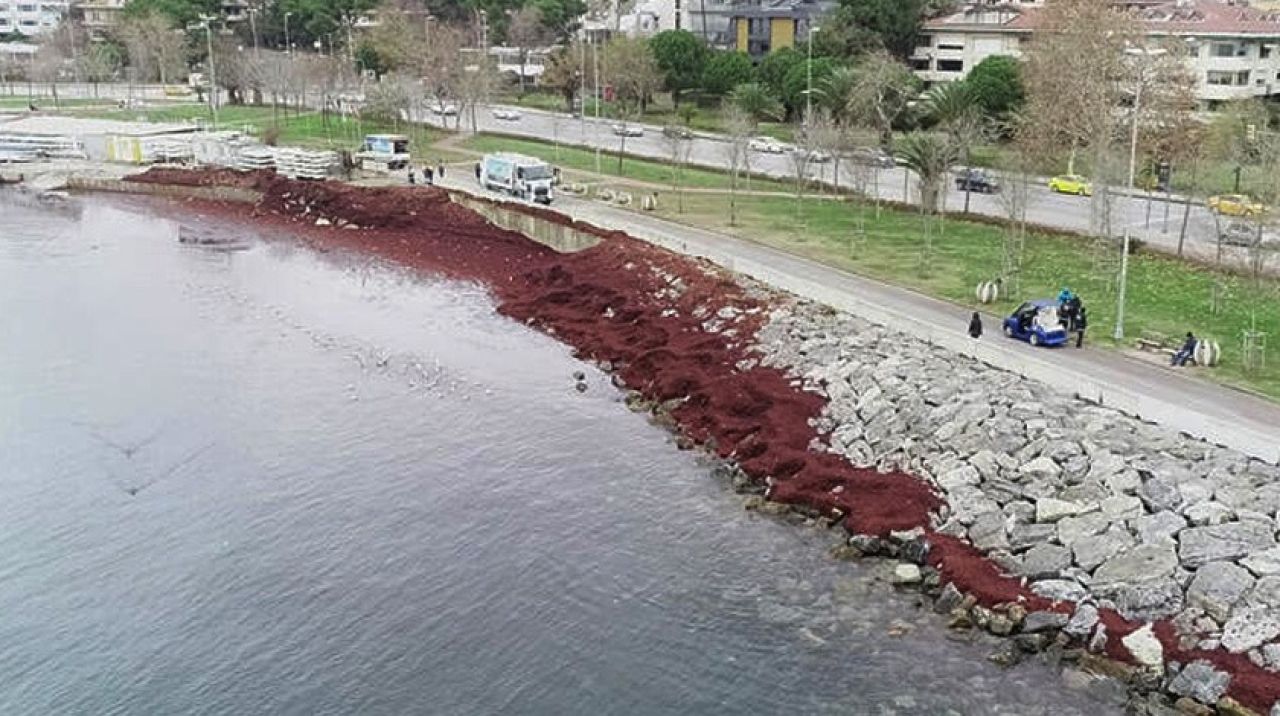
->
[479,153,555,205]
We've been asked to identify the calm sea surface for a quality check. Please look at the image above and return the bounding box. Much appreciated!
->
[0,194,1117,715]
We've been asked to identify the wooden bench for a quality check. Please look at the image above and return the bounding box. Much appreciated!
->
[1136,331,1173,355]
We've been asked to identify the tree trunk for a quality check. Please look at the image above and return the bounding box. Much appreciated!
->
[1177,160,1197,257]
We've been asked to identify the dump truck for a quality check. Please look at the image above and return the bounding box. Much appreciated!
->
[478,153,554,205]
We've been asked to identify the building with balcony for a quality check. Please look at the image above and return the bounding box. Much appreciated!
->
[0,0,69,36]
[679,0,834,53]
[77,0,125,36]
[911,0,1280,108]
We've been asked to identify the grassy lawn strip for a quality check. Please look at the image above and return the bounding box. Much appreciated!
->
[460,133,794,192]
[645,192,1280,399]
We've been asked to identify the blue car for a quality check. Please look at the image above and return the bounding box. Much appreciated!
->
[1002,299,1069,347]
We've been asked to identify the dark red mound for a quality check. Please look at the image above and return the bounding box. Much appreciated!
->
[131,167,1280,712]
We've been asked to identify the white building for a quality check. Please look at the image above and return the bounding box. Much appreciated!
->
[912,0,1280,108]
[0,0,69,36]
[581,0,689,39]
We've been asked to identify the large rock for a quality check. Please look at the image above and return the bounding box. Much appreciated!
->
[1021,543,1072,580]
[1138,475,1183,513]
[1057,512,1110,547]
[1121,624,1164,670]
[1020,456,1062,480]
[1220,608,1280,653]
[1179,522,1277,569]
[967,511,1009,551]
[1036,497,1090,523]
[1008,522,1056,552]
[1094,577,1184,621]
[1241,547,1280,577]
[1184,501,1235,527]
[1100,494,1144,521]
[1167,660,1232,704]
[1072,527,1135,571]
[1064,604,1099,638]
[938,464,981,490]
[1248,576,1280,609]
[1032,579,1088,604]
[1186,561,1255,622]
[1093,542,1179,586]
[1022,610,1069,633]
[1131,511,1186,544]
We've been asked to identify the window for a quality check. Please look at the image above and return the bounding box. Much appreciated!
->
[1207,70,1235,86]
[1212,42,1236,58]
[937,42,964,51]
[1237,70,1250,85]
[911,58,930,71]
[937,59,964,72]
[17,3,33,10]
[1263,45,1273,59]
[916,35,932,48]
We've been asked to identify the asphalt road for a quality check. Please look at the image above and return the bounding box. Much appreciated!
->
[419,102,1252,264]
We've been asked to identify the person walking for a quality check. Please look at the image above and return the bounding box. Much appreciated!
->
[423,165,434,185]
[1171,332,1197,367]
[436,160,445,179]
[968,312,983,339]
[1075,305,1088,348]
[407,168,416,185]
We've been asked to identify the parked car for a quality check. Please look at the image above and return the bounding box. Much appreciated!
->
[1048,174,1092,196]
[611,124,644,137]
[955,168,1000,193]
[491,108,522,121]
[431,101,459,116]
[662,125,693,139]
[1208,194,1266,217]
[748,136,788,154]
[846,147,896,168]
[794,148,832,163]
[1002,299,1070,347]
[1220,220,1261,247]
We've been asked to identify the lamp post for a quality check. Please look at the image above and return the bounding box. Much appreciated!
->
[187,15,218,128]
[284,11,293,56]
[1113,45,1166,342]
[805,24,818,127]
[248,7,259,54]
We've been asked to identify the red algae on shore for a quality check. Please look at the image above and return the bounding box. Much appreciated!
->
[126,168,1280,712]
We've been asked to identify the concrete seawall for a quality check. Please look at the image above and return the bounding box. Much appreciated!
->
[66,177,264,204]
[448,192,600,254]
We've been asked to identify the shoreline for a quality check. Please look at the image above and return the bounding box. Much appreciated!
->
[71,167,1280,713]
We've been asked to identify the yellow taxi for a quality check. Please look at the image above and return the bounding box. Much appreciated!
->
[1048,174,1092,196]
[1208,194,1266,217]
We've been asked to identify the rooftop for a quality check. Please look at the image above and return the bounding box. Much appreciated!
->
[924,0,1280,35]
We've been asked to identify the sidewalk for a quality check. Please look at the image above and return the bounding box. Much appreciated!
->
[439,171,1280,463]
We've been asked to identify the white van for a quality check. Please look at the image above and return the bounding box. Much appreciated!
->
[478,153,554,204]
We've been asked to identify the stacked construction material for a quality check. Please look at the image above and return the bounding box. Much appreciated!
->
[192,131,257,167]
[234,146,275,172]
[273,148,338,180]
[142,136,194,163]
[0,133,86,160]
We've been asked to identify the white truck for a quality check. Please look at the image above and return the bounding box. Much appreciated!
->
[356,134,411,172]
[478,153,555,205]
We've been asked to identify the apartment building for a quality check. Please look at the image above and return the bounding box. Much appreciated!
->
[0,0,69,36]
[911,0,1280,108]
[77,0,124,36]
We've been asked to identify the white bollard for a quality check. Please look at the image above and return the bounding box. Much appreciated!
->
[975,281,999,304]
[1194,339,1221,367]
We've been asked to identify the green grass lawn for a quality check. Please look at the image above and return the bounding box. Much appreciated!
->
[460,133,794,192]
[647,192,1280,399]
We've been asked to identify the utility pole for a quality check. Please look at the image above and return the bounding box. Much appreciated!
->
[805,25,815,128]
[592,34,601,173]
[188,15,219,128]
[248,7,259,54]
[284,11,293,56]
[578,37,586,139]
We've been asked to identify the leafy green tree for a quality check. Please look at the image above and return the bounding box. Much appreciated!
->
[701,51,753,97]
[757,47,802,99]
[122,0,219,28]
[965,55,1024,118]
[728,81,782,127]
[826,0,924,59]
[781,56,834,118]
[274,0,379,50]
[649,29,706,106]
[532,0,587,39]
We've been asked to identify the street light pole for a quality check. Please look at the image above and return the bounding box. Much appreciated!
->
[1114,46,1164,342]
[593,35,601,173]
[284,11,293,56]
[805,25,815,127]
[248,7,259,54]
[189,15,219,128]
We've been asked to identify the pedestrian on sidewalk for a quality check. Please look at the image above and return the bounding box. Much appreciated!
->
[423,165,434,185]
[474,162,481,181]
[1171,332,1197,366]
[1075,305,1088,348]
[437,160,445,179]
[968,312,983,339]
[407,168,416,185]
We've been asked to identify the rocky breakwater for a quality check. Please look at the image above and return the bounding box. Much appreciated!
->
[755,301,1280,713]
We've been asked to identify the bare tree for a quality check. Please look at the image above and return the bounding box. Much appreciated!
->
[996,132,1037,296]
[119,12,186,86]
[363,71,416,129]
[79,43,121,97]
[506,6,549,95]
[662,127,693,213]
[603,36,661,174]
[845,51,918,150]
[723,105,753,227]
[806,110,841,195]
[30,41,67,109]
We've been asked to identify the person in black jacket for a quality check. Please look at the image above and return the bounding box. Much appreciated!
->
[1172,332,1197,366]
[968,312,983,339]
[1075,305,1088,348]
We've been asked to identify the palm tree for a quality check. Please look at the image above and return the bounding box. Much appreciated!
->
[894,131,958,215]
[728,82,783,129]
[817,66,859,193]
[923,82,987,213]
